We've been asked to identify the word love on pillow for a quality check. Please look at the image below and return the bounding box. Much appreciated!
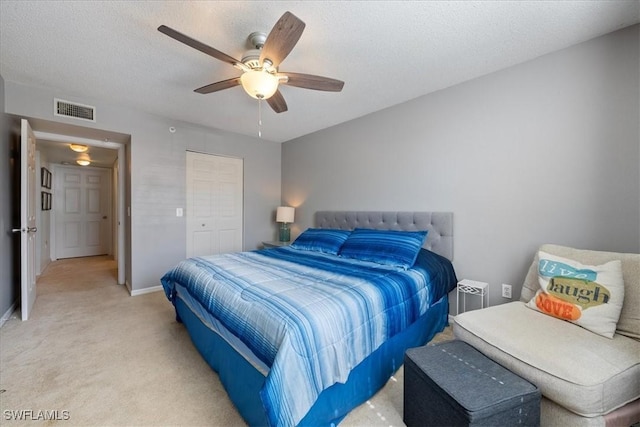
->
[526,251,624,338]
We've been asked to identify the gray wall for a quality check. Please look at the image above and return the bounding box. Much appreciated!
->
[282,25,640,308]
[4,82,282,292]
[0,74,17,318]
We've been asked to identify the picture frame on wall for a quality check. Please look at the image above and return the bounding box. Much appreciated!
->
[41,167,52,189]
[41,191,52,211]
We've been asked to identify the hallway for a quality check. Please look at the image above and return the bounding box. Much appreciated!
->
[37,255,119,297]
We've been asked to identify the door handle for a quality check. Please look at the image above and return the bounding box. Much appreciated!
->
[11,227,37,233]
[103,216,108,219]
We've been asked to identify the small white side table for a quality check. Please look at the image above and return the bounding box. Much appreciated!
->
[457,279,489,315]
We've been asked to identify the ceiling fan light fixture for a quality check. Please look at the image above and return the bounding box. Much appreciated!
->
[240,70,279,100]
[69,144,88,153]
[76,153,91,166]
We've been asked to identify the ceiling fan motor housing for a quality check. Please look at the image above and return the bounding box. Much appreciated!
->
[247,32,267,49]
[241,49,262,70]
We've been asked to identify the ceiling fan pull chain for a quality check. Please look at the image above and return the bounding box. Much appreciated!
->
[258,98,263,138]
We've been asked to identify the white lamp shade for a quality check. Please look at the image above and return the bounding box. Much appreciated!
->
[240,70,279,99]
[276,206,294,223]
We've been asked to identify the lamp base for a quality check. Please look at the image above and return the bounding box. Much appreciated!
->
[279,224,290,242]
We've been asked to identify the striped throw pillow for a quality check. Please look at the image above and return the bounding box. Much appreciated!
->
[290,228,352,255]
[339,228,427,269]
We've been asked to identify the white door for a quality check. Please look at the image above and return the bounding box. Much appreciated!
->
[20,119,37,320]
[186,152,243,258]
[55,166,111,258]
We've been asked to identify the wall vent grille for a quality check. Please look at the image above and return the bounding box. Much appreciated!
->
[54,98,96,122]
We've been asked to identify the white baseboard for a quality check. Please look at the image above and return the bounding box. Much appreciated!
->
[0,302,17,328]
[130,285,163,296]
[42,257,51,274]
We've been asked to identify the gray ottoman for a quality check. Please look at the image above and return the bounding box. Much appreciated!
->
[404,340,540,426]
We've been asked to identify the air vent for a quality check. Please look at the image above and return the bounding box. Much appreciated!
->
[54,98,96,122]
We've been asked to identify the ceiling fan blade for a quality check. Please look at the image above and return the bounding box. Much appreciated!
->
[266,90,288,113]
[260,12,305,68]
[158,25,240,66]
[280,72,344,92]
[194,77,241,94]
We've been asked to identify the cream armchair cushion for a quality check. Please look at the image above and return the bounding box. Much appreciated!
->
[453,302,640,417]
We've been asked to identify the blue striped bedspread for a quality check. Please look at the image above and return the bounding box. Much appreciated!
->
[161,247,457,426]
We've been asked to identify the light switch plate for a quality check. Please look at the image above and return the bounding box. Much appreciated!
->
[176,208,183,217]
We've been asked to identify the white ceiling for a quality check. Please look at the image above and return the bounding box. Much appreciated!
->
[36,139,119,169]
[1,1,638,144]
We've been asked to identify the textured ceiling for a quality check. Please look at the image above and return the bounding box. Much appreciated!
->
[1,1,638,144]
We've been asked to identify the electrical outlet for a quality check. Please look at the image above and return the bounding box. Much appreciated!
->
[501,284,512,299]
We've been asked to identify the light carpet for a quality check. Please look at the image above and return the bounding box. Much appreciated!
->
[0,256,453,426]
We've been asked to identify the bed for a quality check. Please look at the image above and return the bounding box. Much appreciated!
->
[161,211,457,426]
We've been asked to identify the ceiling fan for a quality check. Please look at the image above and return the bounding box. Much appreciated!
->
[158,11,344,113]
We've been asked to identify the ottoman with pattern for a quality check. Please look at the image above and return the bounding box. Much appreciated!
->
[404,340,541,426]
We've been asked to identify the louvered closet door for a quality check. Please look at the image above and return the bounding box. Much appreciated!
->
[55,166,111,258]
[186,152,243,258]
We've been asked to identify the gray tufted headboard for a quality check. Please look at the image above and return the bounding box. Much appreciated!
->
[314,211,453,260]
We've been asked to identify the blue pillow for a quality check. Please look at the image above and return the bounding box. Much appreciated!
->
[339,228,428,269]
[290,228,352,255]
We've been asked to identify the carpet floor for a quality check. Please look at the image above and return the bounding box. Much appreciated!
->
[0,256,453,426]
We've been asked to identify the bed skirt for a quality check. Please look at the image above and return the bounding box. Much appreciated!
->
[173,293,449,426]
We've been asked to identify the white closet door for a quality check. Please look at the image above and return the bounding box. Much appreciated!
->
[55,166,111,258]
[186,152,243,258]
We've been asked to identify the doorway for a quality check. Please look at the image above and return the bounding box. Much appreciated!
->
[34,132,125,285]
[13,117,128,321]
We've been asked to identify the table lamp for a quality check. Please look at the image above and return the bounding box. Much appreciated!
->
[276,206,295,242]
